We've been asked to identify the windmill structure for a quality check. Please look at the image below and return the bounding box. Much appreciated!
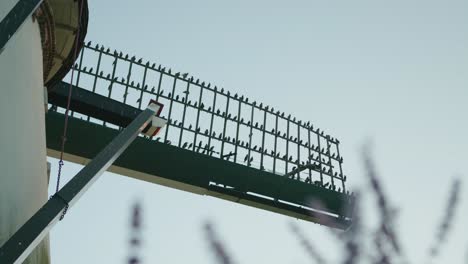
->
[0,1,354,263]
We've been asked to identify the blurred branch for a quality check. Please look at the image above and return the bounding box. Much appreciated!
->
[362,144,404,259]
[204,221,235,264]
[427,178,462,259]
[289,221,327,264]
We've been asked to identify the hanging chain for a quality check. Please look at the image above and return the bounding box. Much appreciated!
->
[53,0,85,220]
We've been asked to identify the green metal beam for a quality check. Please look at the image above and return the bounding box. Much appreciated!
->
[0,107,158,263]
[45,111,353,228]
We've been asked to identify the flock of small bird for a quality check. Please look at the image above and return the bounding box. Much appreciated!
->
[80,42,348,191]
[81,42,341,144]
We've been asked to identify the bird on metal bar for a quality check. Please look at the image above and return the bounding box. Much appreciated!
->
[182,142,188,149]
[244,154,249,162]
[182,73,189,79]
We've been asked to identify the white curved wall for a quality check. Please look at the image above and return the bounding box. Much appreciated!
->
[0,2,51,263]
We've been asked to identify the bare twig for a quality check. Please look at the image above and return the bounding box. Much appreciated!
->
[427,178,462,259]
[289,221,327,264]
[362,144,403,259]
[203,221,234,264]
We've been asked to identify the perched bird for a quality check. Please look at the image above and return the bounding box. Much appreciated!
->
[244,154,249,162]
[182,142,188,148]
[182,73,189,79]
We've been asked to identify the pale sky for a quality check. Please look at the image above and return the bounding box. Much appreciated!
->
[48,1,468,263]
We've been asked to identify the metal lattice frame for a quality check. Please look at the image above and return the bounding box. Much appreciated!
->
[58,42,348,194]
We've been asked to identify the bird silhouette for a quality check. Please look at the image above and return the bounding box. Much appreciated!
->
[138,58,142,63]
[188,143,193,149]
[151,87,155,93]
[182,142,188,148]
[87,41,92,46]
[182,73,189,79]
[244,154,249,162]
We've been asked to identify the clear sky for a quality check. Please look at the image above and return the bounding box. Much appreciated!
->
[48,0,468,263]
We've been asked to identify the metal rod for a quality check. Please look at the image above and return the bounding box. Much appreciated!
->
[207,91,217,150]
[164,77,177,143]
[273,114,278,173]
[0,107,158,264]
[87,50,103,122]
[317,133,323,185]
[220,95,230,156]
[326,138,334,188]
[307,129,312,182]
[71,47,86,118]
[123,61,133,104]
[234,100,242,163]
[285,119,289,174]
[192,85,204,151]
[137,66,148,109]
[178,82,190,147]
[260,110,267,169]
[247,104,254,166]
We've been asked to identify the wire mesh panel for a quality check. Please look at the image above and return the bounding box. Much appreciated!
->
[57,42,348,194]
